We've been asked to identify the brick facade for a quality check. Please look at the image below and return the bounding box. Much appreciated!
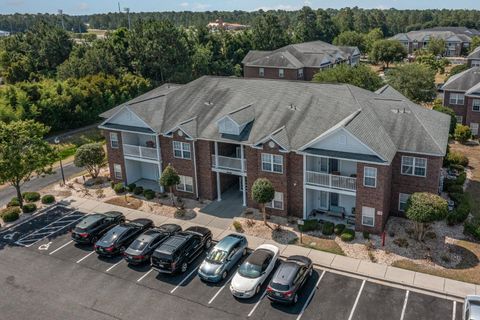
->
[443,90,480,134]
[244,66,301,81]
[104,130,126,183]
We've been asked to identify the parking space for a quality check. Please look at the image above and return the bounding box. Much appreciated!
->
[404,291,461,320]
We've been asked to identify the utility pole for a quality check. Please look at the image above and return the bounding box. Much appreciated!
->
[124,7,131,30]
[58,9,65,30]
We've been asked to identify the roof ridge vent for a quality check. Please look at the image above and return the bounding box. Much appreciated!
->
[204,100,214,106]
[288,103,298,111]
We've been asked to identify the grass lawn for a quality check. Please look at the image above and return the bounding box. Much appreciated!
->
[296,234,345,256]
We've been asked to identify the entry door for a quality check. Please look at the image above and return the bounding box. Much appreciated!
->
[329,159,339,173]
[330,193,339,207]
[317,191,329,210]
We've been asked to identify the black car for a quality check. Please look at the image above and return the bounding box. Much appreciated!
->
[151,226,212,274]
[71,211,125,244]
[266,255,313,304]
[94,218,154,257]
[123,224,182,265]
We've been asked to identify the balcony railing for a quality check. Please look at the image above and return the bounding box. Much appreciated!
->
[306,171,356,191]
[212,155,246,172]
[123,144,159,160]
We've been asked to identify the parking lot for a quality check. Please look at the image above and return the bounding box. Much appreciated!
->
[0,205,464,320]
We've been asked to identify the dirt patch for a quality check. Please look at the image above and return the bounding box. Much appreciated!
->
[105,196,143,210]
[296,234,345,256]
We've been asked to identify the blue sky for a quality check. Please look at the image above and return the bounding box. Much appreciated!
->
[0,0,479,15]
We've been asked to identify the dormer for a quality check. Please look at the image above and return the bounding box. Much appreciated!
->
[217,104,255,137]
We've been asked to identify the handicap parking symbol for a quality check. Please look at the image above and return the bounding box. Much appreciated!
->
[38,242,52,251]
[3,232,18,241]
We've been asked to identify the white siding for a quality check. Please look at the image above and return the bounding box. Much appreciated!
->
[218,117,240,135]
[109,108,150,128]
[309,128,375,156]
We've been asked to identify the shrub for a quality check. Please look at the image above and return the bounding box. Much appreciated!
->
[143,189,155,200]
[449,164,465,172]
[445,184,464,194]
[465,219,480,240]
[22,192,40,202]
[334,224,346,235]
[405,192,448,241]
[322,222,335,236]
[454,124,472,143]
[1,207,21,222]
[126,183,136,192]
[22,203,37,213]
[450,192,466,204]
[340,229,355,242]
[456,172,467,186]
[363,231,370,239]
[133,186,144,195]
[445,151,469,167]
[110,181,115,189]
[233,220,244,232]
[41,195,55,204]
[393,238,409,248]
[298,219,318,232]
[447,196,471,225]
[7,197,20,207]
[113,183,125,194]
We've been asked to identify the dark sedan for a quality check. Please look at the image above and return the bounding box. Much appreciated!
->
[266,255,313,304]
[123,224,182,265]
[94,218,153,257]
[71,211,125,244]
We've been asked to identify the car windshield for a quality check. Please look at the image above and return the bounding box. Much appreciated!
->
[205,249,228,264]
[238,262,262,279]
[129,239,148,251]
[270,282,289,291]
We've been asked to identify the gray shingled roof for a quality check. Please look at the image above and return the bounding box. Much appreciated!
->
[391,27,480,43]
[100,77,449,162]
[468,46,480,60]
[442,67,480,93]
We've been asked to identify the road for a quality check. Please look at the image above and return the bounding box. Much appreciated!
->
[0,161,85,206]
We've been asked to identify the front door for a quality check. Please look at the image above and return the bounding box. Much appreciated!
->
[317,191,329,210]
[330,193,339,207]
[329,159,339,173]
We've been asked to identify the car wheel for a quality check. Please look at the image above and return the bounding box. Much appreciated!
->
[181,262,188,273]
[293,293,298,304]
[205,238,212,249]
[222,271,228,280]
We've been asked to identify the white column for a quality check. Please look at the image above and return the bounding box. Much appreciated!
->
[303,154,307,219]
[240,144,246,206]
[155,134,164,193]
[214,141,221,201]
[192,140,199,199]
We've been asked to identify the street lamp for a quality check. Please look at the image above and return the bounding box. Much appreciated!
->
[54,137,66,186]
[124,7,131,30]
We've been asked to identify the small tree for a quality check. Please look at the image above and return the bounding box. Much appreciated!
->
[370,39,407,68]
[432,100,456,134]
[73,143,105,178]
[386,63,436,103]
[426,37,446,56]
[313,64,383,91]
[159,164,180,206]
[251,178,275,227]
[0,120,56,208]
[405,192,448,241]
[454,124,472,144]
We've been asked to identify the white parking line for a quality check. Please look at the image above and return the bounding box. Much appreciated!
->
[106,260,124,272]
[76,251,95,263]
[247,290,267,317]
[208,273,237,305]
[296,270,326,320]
[400,290,409,320]
[137,269,154,282]
[49,240,73,255]
[347,279,366,320]
[170,266,199,294]
[452,301,456,320]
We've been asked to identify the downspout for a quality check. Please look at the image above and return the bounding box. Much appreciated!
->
[192,140,199,200]
[155,134,164,193]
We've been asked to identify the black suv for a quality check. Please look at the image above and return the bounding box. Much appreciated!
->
[94,218,154,257]
[71,211,125,244]
[151,226,212,274]
[266,255,313,304]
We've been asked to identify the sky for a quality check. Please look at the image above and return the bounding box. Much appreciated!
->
[0,0,479,15]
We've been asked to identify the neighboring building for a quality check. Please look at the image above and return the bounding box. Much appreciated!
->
[241,41,360,81]
[467,46,480,67]
[391,27,480,57]
[207,19,247,31]
[442,67,480,136]
[0,30,10,37]
[99,77,449,234]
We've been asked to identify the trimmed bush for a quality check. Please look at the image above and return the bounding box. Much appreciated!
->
[22,192,40,202]
[113,183,125,194]
[298,219,318,232]
[22,203,37,213]
[445,184,464,194]
[445,151,468,167]
[334,223,346,235]
[133,186,144,195]
[340,229,355,242]
[233,220,244,232]
[322,222,335,236]
[41,194,55,204]
[7,197,20,207]
[1,207,21,222]
[143,189,155,200]
[363,231,370,239]
[447,196,471,225]
[449,164,465,172]
[464,219,480,241]
[126,183,136,192]
[456,172,467,186]
[454,124,472,143]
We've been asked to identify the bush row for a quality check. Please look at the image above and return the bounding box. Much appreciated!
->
[297,219,356,241]
[1,207,21,222]
[111,182,156,200]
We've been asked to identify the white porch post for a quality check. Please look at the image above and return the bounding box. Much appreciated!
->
[215,141,221,201]
[303,154,307,219]
[155,134,164,193]
[240,144,246,206]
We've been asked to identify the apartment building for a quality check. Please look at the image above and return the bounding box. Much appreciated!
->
[468,46,480,67]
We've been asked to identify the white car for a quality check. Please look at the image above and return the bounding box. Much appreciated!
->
[464,295,480,320]
[230,244,279,299]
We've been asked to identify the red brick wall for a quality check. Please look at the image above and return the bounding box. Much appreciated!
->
[195,140,216,200]
[443,91,467,124]
[243,66,299,80]
[104,130,126,183]
[287,153,304,218]
[390,152,443,217]
[304,67,320,81]
[465,97,480,135]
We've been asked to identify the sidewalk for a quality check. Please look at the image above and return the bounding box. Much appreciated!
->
[60,195,476,300]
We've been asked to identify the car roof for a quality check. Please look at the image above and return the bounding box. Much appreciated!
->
[272,261,300,286]
[184,226,211,236]
[103,211,124,218]
[77,214,104,226]
[216,234,243,251]
[246,248,273,266]
[127,218,153,228]
[158,223,182,233]
[155,234,190,254]
[470,300,480,318]
[287,255,311,266]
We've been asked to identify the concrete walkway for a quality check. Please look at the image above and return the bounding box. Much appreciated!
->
[59,196,476,300]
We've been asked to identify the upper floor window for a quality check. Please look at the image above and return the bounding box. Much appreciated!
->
[266,192,284,210]
[449,93,465,105]
[110,132,119,149]
[173,141,191,159]
[278,68,285,78]
[401,156,427,177]
[472,99,480,112]
[259,67,264,77]
[261,153,283,173]
[363,167,377,188]
[297,68,304,79]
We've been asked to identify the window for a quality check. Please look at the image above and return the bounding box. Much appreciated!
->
[455,115,463,124]
[361,206,375,227]
[449,93,465,105]
[363,167,377,188]
[278,68,284,78]
[472,60,480,67]
[113,163,122,179]
[259,67,264,77]
[401,156,427,177]
[261,153,283,173]
[177,175,193,193]
[173,141,191,159]
[470,123,479,136]
[473,99,480,112]
[110,132,119,149]
[398,193,410,212]
[297,68,304,79]
[266,192,284,210]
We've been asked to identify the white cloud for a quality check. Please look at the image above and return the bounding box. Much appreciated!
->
[255,4,300,11]
[193,3,211,10]
[77,2,89,11]
[180,2,189,7]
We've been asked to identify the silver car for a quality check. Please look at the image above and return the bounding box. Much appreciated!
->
[464,295,480,320]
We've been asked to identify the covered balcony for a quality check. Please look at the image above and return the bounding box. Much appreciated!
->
[122,132,159,161]
[211,142,246,174]
[305,155,357,192]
